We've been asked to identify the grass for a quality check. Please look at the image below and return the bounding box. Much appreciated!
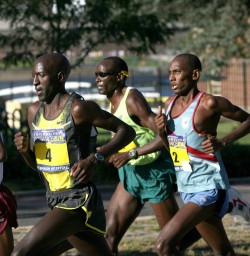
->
[117,215,250,256]
[217,119,250,145]
[15,215,247,255]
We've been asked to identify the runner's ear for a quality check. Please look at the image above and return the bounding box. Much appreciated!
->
[192,69,201,81]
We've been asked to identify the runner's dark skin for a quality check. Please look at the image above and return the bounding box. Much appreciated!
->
[95,57,180,255]
[13,53,135,256]
[154,53,250,255]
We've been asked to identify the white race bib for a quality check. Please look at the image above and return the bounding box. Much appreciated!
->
[168,135,192,172]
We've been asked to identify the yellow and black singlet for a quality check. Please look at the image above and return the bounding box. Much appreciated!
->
[31,92,106,234]
[31,92,92,192]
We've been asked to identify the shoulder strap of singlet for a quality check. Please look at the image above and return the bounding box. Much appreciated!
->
[69,92,98,137]
[119,86,132,107]
[166,92,204,116]
[165,95,178,116]
[110,86,132,113]
[32,102,43,126]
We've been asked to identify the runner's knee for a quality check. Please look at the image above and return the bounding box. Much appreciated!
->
[155,235,175,256]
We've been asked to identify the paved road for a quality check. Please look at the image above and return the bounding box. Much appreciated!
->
[14,178,250,227]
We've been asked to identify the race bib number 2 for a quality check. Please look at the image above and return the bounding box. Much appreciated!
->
[168,135,192,172]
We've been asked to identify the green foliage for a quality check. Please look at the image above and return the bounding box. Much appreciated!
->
[0,0,178,68]
[1,0,250,78]
[170,0,250,78]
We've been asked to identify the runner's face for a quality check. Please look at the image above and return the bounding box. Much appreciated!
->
[32,61,57,102]
[169,57,194,95]
[95,60,118,97]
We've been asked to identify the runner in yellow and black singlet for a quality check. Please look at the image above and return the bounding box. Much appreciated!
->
[13,52,135,256]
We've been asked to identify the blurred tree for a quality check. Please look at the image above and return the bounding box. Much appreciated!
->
[171,0,250,78]
[0,0,179,68]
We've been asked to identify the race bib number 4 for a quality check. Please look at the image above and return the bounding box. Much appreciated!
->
[33,128,70,172]
[168,135,192,172]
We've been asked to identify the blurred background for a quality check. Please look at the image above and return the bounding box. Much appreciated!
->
[0,0,249,188]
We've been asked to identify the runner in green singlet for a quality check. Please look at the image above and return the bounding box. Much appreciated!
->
[95,56,180,255]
